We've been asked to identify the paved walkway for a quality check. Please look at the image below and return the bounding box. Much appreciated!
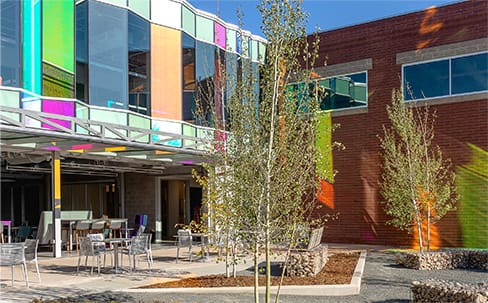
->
[1,244,486,302]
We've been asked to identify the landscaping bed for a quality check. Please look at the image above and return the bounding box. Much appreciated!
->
[140,252,360,288]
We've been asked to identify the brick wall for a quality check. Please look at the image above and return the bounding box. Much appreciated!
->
[314,1,488,246]
[124,173,156,231]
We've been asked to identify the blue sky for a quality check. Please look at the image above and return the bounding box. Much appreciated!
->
[187,0,461,38]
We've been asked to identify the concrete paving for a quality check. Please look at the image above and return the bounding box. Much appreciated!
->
[1,243,486,303]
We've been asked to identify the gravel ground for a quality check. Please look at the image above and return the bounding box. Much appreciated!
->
[122,252,488,303]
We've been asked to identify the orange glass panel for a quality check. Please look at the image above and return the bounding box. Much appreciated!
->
[317,179,334,209]
[151,24,182,119]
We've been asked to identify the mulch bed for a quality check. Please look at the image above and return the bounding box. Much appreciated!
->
[141,252,360,288]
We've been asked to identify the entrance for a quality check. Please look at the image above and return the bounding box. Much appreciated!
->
[159,180,202,239]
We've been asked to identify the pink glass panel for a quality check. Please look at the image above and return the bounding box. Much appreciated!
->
[42,99,75,130]
[214,22,226,49]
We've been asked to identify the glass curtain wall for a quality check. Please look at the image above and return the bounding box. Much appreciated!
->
[75,1,88,102]
[88,1,128,109]
[128,12,150,115]
[182,33,196,121]
[22,0,41,94]
[42,0,75,98]
[0,0,21,88]
[195,41,216,124]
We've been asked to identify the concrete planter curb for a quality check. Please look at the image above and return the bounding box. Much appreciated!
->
[123,251,367,297]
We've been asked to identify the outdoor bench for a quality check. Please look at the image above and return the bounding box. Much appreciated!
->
[285,227,328,277]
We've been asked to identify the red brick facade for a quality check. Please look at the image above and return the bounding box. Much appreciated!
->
[314,1,488,246]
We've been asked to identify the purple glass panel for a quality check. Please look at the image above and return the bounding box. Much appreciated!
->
[42,99,75,130]
[214,22,226,49]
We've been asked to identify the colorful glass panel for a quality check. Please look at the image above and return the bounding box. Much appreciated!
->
[42,99,75,130]
[214,22,226,49]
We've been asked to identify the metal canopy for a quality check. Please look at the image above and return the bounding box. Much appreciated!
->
[0,105,211,175]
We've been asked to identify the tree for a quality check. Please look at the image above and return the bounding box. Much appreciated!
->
[379,89,458,252]
[193,1,332,302]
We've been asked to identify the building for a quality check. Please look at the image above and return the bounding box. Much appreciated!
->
[1,0,486,253]
[309,0,487,248]
[0,0,265,256]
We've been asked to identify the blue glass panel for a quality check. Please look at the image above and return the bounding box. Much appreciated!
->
[128,11,150,115]
[76,1,88,102]
[452,53,488,95]
[88,1,128,109]
[404,60,449,100]
[0,0,21,88]
[22,0,41,93]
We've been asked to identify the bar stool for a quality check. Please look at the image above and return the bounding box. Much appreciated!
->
[109,220,122,238]
[75,220,91,253]
[90,220,106,234]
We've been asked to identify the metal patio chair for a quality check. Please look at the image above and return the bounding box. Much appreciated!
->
[24,239,41,283]
[0,243,29,287]
[121,233,152,271]
[176,229,193,263]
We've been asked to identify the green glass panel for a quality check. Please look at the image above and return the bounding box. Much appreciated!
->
[352,84,367,102]
[90,108,127,138]
[129,113,150,142]
[251,40,258,61]
[335,77,350,96]
[242,36,249,58]
[0,89,20,107]
[258,42,266,63]
[197,128,211,150]
[182,6,195,36]
[226,29,236,52]
[42,0,74,73]
[42,61,75,98]
[182,124,195,136]
[23,0,41,94]
[183,124,196,148]
[128,0,149,19]
[0,90,20,122]
[318,79,330,89]
[90,108,127,125]
[315,111,333,182]
[196,15,213,43]
[129,113,150,129]
[103,0,127,7]
[75,102,89,134]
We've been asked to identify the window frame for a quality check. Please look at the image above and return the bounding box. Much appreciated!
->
[402,51,488,101]
[289,70,369,113]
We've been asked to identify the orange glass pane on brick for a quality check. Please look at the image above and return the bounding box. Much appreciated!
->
[317,179,334,209]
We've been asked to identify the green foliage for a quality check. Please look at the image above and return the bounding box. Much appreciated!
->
[379,89,458,251]
[193,1,333,302]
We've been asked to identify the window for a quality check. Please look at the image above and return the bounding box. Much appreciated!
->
[128,11,150,115]
[88,1,128,109]
[403,52,488,100]
[291,72,368,111]
[0,0,21,88]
